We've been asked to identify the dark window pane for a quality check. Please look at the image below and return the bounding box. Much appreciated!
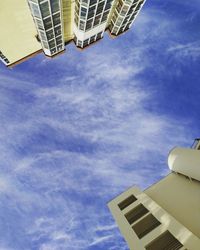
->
[57,45,63,51]
[125,204,149,225]
[50,0,60,13]
[86,19,93,30]
[118,195,137,210]
[96,32,102,40]
[145,231,183,250]
[49,39,56,48]
[56,36,62,45]
[50,48,57,54]
[132,214,161,239]
[90,0,97,5]
[53,13,61,26]
[40,2,50,18]
[90,35,96,43]
[46,29,54,39]
[55,25,62,36]
[44,17,52,30]
[83,38,89,47]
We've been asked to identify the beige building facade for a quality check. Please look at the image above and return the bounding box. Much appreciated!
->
[108,139,200,250]
[0,0,146,67]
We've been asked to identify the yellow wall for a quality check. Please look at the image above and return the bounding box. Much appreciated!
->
[0,0,42,66]
[62,0,74,41]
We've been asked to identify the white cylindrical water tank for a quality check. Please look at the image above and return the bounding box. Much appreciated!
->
[168,147,200,182]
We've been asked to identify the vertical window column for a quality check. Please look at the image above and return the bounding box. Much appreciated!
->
[109,0,145,36]
[0,50,10,65]
[27,0,65,56]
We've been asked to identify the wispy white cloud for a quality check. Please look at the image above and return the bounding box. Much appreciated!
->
[167,42,200,60]
[0,2,198,250]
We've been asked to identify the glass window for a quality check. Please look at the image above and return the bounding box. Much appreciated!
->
[79,20,85,30]
[35,18,43,29]
[118,195,137,210]
[77,40,82,47]
[88,12,95,19]
[43,41,49,49]
[88,5,96,18]
[82,0,88,4]
[90,35,96,43]
[39,31,47,41]
[49,39,56,48]
[50,48,57,54]
[40,1,50,18]
[132,214,161,239]
[121,5,129,15]
[56,36,62,45]
[94,15,101,26]
[44,17,52,30]
[145,231,183,250]
[96,3,104,15]
[101,11,109,22]
[46,29,54,40]
[53,13,61,26]
[80,7,87,19]
[96,32,102,40]
[31,3,40,18]
[4,58,10,64]
[86,19,93,30]
[125,204,149,225]
[50,0,60,13]
[104,2,112,10]
[98,1,105,8]
[89,5,96,11]
[57,45,63,51]
[55,25,61,36]
[83,38,89,47]
[90,0,97,6]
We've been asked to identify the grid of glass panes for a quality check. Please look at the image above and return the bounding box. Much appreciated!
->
[28,0,64,56]
[109,0,145,35]
[0,51,10,65]
[74,31,103,48]
[74,0,113,33]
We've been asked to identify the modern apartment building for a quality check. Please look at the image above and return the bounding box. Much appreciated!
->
[0,0,145,67]
[108,139,200,250]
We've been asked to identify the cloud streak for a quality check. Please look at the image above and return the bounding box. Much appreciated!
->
[0,1,199,249]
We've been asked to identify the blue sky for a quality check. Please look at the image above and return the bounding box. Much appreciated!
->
[0,0,200,249]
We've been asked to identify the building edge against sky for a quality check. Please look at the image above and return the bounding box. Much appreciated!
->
[0,0,145,67]
[108,139,200,250]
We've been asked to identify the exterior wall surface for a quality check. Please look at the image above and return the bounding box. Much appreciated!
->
[62,0,74,41]
[108,184,200,250]
[0,0,42,66]
[145,172,200,239]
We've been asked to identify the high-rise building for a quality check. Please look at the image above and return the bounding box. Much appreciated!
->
[108,139,200,250]
[0,0,145,67]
